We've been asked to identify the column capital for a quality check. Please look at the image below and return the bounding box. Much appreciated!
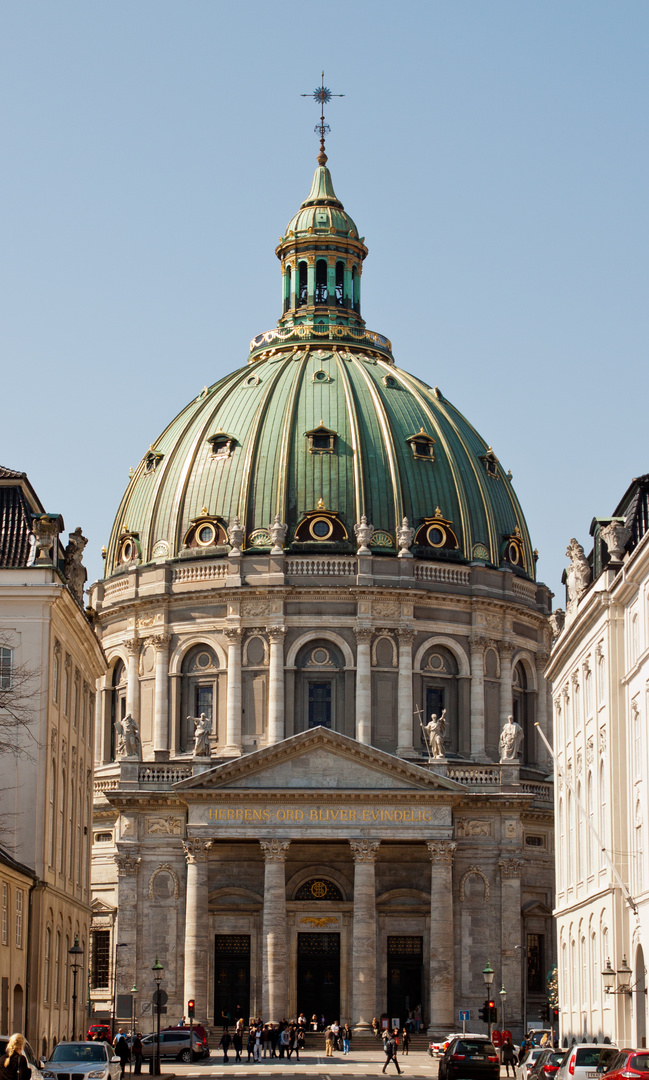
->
[124,638,140,656]
[260,838,291,862]
[498,640,516,658]
[498,853,523,879]
[183,839,213,864]
[267,626,287,643]
[354,627,374,643]
[397,627,416,644]
[115,852,141,875]
[349,838,380,863]
[224,626,244,643]
[426,839,457,864]
[150,633,172,650]
[469,634,489,652]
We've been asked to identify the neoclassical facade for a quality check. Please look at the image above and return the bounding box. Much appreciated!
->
[89,145,555,1036]
[547,475,649,1046]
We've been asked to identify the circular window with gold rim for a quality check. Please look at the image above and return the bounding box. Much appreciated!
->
[120,538,136,562]
[310,880,328,898]
[309,516,333,540]
[508,542,522,565]
[197,523,216,547]
[426,524,447,548]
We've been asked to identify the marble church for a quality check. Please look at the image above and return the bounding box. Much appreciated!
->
[89,127,555,1036]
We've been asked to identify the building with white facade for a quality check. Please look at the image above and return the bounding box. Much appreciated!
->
[547,474,649,1047]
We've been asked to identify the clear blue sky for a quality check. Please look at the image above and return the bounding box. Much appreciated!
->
[1,1,647,599]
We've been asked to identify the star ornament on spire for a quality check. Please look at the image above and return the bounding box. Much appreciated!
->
[301,71,344,165]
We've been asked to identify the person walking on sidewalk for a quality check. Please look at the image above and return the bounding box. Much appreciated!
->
[382,1030,402,1074]
[232,1028,242,1063]
[218,1029,231,1064]
[324,1026,334,1057]
[342,1024,352,1055]
[502,1037,516,1078]
[401,1028,410,1056]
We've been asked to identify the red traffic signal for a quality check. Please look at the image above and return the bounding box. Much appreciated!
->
[187,999,195,1018]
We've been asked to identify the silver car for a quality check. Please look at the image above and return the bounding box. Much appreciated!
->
[41,1041,121,1080]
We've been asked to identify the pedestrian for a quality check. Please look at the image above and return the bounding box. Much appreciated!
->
[132,1034,143,1076]
[289,1025,300,1061]
[320,1014,326,1032]
[311,1014,318,1032]
[219,1029,231,1064]
[279,1027,290,1059]
[262,1026,271,1058]
[382,1030,401,1074]
[414,1005,422,1033]
[342,1024,352,1056]
[0,1034,31,1080]
[254,1027,262,1063]
[401,1028,410,1056]
[271,1025,279,1058]
[325,1026,334,1057]
[331,1021,340,1051]
[502,1037,516,1078]
[232,1029,242,1063]
[372,1018,380,1038]
[113,1030,129,1078]
[247,1026,256,1063]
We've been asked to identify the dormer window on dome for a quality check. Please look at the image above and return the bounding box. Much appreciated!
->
[183,511,227,550]
[207,431,236,460]
[144,448,163,473]
[480,448,500,478]
[305,422,336,455]
[414,509,459,551]
[406,429,436,461]
[502,527,526,570]
[294,501,348,542]
[117,530,141,565]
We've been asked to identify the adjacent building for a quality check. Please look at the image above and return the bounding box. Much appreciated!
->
[547,475,649,1046]
[88,145,556,1036]
[0,466,105,1052]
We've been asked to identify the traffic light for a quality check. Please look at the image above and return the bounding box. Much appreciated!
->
[479,1001,490,1023]
[551,1006,559,1024]
[187,999,195,1018]
[488,1002,498,1023]
[539,1003,549,1022]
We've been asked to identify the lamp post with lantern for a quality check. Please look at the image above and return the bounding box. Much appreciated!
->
[483,961,495,1043]
[499,986,508,1060]
[68,936,84,1041]
[152,957,164,1076]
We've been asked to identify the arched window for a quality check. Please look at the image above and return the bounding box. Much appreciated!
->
[576,781,583,882]
[567,789,574,885]
[558,796,564,892]
[48,762,56,868]
[587,772,595,878]
[64,934,69,1005]
[597,650,605,704]
[512,661,532,761]
[315,259,328,304]
[294,641,346,736]
[58,769,66,874]
[76,789,82,884]
[632,613,640,663]
[420,645,460,755]
[636,800,644,894]
[335,261,344,306]
[44,927,51,1004]
[110,660,126,761]
[180,645,219,753]
[599,761,607,869]
[284,265,292,313]
[54,930,60,1005]
[297,261,307,307]
[68,768,75,880]
[351,266,359,311]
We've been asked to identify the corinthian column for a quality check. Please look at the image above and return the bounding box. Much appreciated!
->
[397,629,415,756]
[267,628,286,746]
[499,641,515,729]
[469,636,487,761]
[260,839,290,1023]
[427,840,457,1034]
[499,854,523,1028]
[224,628,243,755]
[350,838,380,1030]
[115,851,140,993]
[535,652,550,766]
[152,634,171,760]
[183,839,213,1021]
[355,628,373,745]
[124,639,140,722]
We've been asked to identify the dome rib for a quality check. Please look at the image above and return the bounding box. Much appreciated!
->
[236,353,296,527]
[351,357,403,526]
[275,353,308,523]
[333,354,364,522]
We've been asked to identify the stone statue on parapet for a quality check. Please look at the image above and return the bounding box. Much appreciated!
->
[115,713,141,758]
[64,527,88,604]
[565,538,591,611]
[426,709,447,758]
[190,713,212,757]
[397,517,415,558]
[268,514,288,554]
[499,714,524,763]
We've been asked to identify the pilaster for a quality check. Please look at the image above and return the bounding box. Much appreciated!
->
[426,840,457,1034]
[267,627,286,746]
[183,839,213,1022]
[260,838,290,1023]
[350,838,380,1029]
[354,628,373,745]
[224,628,243,755]
[397,628,415,756]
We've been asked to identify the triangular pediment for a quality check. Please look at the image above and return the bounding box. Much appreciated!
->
[91,897,116,915]
[174,727,465,794]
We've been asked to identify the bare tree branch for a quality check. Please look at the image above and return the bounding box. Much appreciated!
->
[0,631,40,759]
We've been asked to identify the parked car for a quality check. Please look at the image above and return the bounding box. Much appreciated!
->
[438,1036,501,1080]
[528,1050,566,1080]
[600,1049,649,1080]
[0,1036,44,1080]
[555,1044,619,1080]
[87,1026,112,1043]
[430,1033,484,1057]
[518,1049,548,1080]
[41,1042,121,1080]
[139,1029,206,1063]
[171,1023,210,1052]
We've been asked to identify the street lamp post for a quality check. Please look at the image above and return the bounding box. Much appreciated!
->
[483,961,495,1044]
[499,986,508,1060]
[68,936,84,1041]
[152,957,164,1077]
[112,942,128,1036]
[129,984,137,1077]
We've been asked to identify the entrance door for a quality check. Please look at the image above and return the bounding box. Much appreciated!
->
[297,933,340,1024]
[214,935,250,1025]
[309,682,332,727]
[387,937,423,1029]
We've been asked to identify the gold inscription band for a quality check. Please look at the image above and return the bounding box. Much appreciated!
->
[206,806,436,824]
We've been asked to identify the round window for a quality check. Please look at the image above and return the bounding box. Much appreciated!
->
[314,370,328,382]
[384,375,397,388]
[427,525,446,548]
[197,524,216,546]
[121,540,134,562]
[508,543,520,565]
[310,880,328,898]
[311,647,330,665]
[196,652,212,669]
[310,517,333,540]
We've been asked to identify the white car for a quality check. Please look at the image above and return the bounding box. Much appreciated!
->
[41,1041,121,1080]
[518,1049,547,1080]
[0,1037,44,1080]
[554,1045,618,1080]
[429,1033,484,1057]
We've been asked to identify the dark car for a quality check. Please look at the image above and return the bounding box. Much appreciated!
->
[529,1050,566,1080]
[439,1036,501,1080]
[601,1049,649,1080]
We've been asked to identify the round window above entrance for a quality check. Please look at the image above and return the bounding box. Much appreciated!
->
[295,878,344,901]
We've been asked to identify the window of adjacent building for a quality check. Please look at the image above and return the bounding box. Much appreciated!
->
[0,648,13,691]
[73,671,80,729]
[584,668,593,717]
[54,931,60,1005]
[44,927,51,1003]
[632,613,640,664]
[52,642,61,704]
[1,884,7,946]
[15,890,22,949]
[48,764,56,868]
[63,656,71,716]
[633,700,642,782]
[597,651,605,705]
[64,934,69,1004]
[68,771,76,880]
[58,769,66,874]
[636,802,644,894]
[91,930,110,989]
[527,933,545,992]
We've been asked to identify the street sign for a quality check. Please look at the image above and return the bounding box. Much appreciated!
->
[140,1003,152,1015]
[152,989,168,1007]
[459,1011,470,1021]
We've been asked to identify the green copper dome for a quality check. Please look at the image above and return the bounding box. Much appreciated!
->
[104,160,536,581]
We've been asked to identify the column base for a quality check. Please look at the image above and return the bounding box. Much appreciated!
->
[219,745,243,758]
[396,745,416,758]
[353,1022,372,1034]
